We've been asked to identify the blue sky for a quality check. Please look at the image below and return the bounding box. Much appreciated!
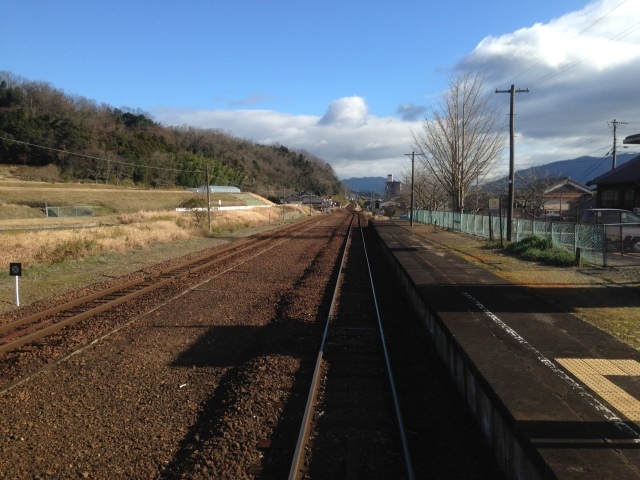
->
[3,0,640,180]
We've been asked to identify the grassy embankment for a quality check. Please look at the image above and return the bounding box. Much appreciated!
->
[0,174,303,270]
[0,172,314,312]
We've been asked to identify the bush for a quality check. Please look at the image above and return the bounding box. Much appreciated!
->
[14,164,62,183]
[507,235,552,255]
[506,235,576,266]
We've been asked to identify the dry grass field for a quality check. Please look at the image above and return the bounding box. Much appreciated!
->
[0,167,310,312]
[0,164,277,218]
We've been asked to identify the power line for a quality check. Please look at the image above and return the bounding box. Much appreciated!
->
[575,0,628,36]
[0,135,204,174]
[504,0,632,88]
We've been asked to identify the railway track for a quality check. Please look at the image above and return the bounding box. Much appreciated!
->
[0,208,506,478]
[292,211,413,479]
[291,211,413,478]
[0,216,327,383]
[250,209,504,479]
[246,209,414,479]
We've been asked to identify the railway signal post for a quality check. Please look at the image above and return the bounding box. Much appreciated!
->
[10,262,22,306]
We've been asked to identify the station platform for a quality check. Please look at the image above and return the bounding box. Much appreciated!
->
[371,220,640,480]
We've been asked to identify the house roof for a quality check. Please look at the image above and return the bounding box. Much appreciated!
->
[586,154,640,186]
[283,192,326,204]
[623,133,640,145]
[544,178,592,196]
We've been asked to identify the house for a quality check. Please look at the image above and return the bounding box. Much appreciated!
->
[282,192,333,211]
[586,154,640,211]
[282,192,321,205]
[542,178,593,213]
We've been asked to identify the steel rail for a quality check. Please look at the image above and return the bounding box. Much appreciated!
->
[288,210,355,480]
[0,277,147,336]
[0,216,326,355]
[359,217,416,480]
[0,238,268,338]
[0,276,175,355]
[287,209,415,480]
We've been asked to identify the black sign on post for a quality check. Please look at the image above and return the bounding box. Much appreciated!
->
[10,263,22,276]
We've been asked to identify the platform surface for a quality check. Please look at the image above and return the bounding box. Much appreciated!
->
[373,220,640,480]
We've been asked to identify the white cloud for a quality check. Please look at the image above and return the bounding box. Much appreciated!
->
[154,1,640,182]
[318,96,369,127]
[456,0,640,172]
[153,98,419,180]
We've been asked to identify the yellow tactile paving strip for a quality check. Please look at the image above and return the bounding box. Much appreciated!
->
[557,358,640,421]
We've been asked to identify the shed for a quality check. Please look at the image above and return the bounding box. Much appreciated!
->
[186,185,241,194]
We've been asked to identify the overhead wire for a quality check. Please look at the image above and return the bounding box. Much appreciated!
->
[491,0,640,174]
[0,135,204,174]
[528,19,640,87]
[504,0,630,87]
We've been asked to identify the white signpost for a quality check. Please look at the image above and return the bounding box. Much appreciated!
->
[9,262,21,306]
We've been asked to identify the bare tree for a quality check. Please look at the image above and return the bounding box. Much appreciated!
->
[412,72,505,212]
[401,164,449,211]
[514,169,559,213]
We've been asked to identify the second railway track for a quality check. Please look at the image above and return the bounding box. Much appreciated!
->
[0,215,328,388]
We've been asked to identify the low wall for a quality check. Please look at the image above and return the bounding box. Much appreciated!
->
[371,224,550,480]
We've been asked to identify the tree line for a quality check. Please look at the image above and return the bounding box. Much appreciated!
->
[0,71,341,196]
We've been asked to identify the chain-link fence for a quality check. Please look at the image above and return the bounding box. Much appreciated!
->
[413,210,640,267]
[45,206,94,218]
[602,224,640,266]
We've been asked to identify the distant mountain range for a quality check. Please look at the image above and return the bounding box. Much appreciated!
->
[511,153,638,185]
[342,153,640,195]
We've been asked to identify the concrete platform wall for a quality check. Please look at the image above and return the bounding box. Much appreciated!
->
[372,226,552,480]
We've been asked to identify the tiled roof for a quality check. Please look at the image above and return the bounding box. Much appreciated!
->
[586,154,640,186]
[544,178,592,195]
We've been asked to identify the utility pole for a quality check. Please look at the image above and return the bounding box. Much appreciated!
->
[609,119,628,170]
[205,165,211,232]
[495,84,529,242]
[404,152,416,227]
[282,186,286,222]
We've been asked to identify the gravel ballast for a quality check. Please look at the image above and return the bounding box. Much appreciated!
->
[0,215,348,479]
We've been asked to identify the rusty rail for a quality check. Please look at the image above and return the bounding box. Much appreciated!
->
[0,216,326,356]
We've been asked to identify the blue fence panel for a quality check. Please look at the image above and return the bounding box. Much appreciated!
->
[413,209,609,266]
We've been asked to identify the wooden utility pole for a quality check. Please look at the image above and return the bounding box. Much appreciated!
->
[404,152,416,227]
[206,165,211,232]
[609,119,628,170]
[495,84,529,242]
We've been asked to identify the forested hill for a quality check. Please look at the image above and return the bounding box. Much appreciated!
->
[0,72,341,195]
